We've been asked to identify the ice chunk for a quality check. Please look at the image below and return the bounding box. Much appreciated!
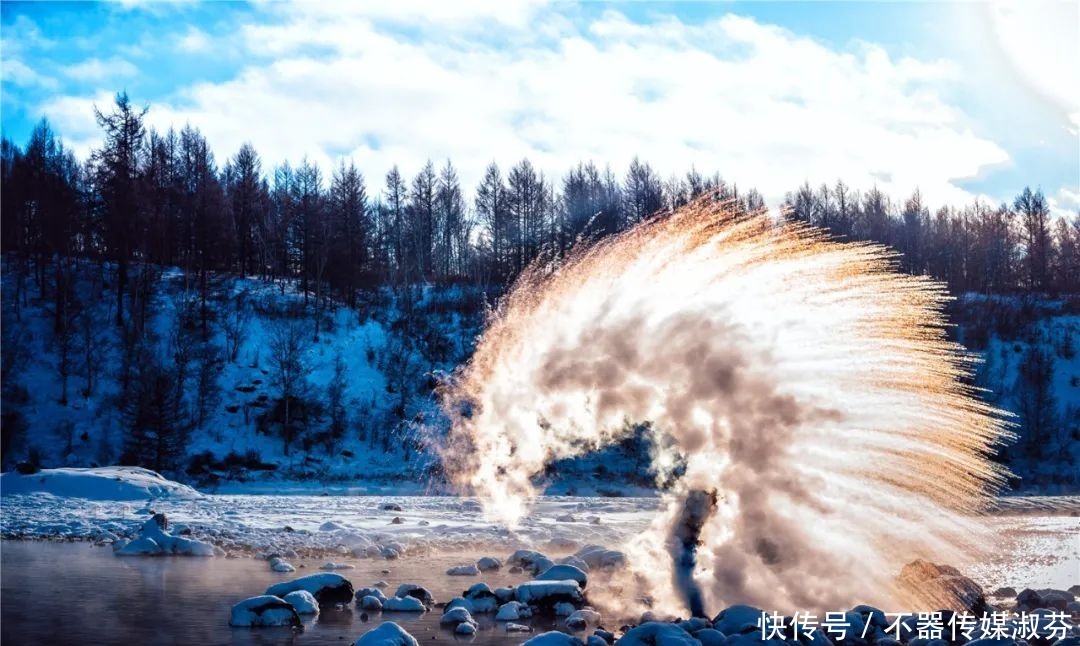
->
[353,621,419,646]
[266,573,354,605]
[283,590,319,615]
[383,596,426,612]
[229,595,301,627]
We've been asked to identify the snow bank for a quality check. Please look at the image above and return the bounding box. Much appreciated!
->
[229,595,301,627]
[265,573,354,604]
[1,467,200,501]
[353,622,419,646]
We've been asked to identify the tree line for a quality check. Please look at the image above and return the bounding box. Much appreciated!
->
[4,93,1077,333]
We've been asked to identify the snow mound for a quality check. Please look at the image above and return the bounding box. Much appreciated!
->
[266,573,354,604]
[1,467,201,501]
[283,590,319,615]
[354,622,419,646]
[114,514,214,557]
[229,595,301,627]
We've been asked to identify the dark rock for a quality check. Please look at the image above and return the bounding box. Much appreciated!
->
[15,461,40,475]
[391,516,404,524]
[994,587,1018,598]
[898,560,988,614]
[382,503,403,511]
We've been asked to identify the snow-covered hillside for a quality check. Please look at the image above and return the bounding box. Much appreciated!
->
[2,261,1077,494]
[1,262,484,487]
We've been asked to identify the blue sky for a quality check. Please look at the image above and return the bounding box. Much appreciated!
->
[2,1,1077,214]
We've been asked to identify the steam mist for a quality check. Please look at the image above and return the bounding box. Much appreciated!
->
[439,199,1011,617]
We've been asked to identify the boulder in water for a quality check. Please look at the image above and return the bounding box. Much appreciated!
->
[353,621,419,646]
[229,595,301,627]
[266,573,355,605]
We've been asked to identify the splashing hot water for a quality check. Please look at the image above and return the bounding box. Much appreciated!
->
[439,199,1010,616]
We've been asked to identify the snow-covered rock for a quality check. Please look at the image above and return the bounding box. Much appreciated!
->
[695,628,727,646]
[283,590,319,615]
[507,623,532,633]
[114,514,214,557]
[497,601,533,621]
[270,556,296,572]
[321,562,356,570]
[556,555,591,572]
[586,636,607,646]
[394,584,435,608]
[356,587,387,603]
[537,564,588,588]
[229,595,301,627]
[455,622,476,635]
[554,602,577,616]
[495,586,516,604]
[359,595,384,611]
[713,604,766,636]
[464,582,499,613]
[575,545,625,569]
[0,467,201,501]
[383,596,426,612]
[515,580,584,609]
[445,597,474,613]
[440,606,477,629]
[522,631,585,646]
[266,573,354,604]
[446,564,480,576]
[477,556,502,571]
[566,609,602,631]
[353,621,419,646]
[617,622,699,646]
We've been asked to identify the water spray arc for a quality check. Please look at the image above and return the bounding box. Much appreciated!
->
[440,198,1011,617]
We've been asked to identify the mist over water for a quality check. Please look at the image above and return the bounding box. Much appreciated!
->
[439,199,1012,617]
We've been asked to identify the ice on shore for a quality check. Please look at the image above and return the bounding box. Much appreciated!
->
[229,595,301,627]
[0,467,201,501]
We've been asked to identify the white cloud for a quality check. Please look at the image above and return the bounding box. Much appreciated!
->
[62,57,138,82]
[1,59,59,90]
[177,26,211,53]
[1049,186,1080,219]
[40,6,1010,209]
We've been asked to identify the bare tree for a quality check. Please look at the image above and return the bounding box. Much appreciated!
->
[269,317,310,455]
[221,291,252,362]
